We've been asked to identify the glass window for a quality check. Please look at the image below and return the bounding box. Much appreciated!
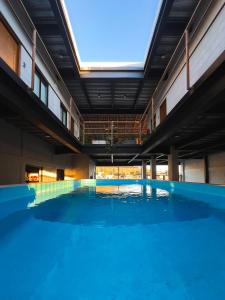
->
[61,104,67,127]
[34,73,40,97]
[40,81,48,105]
[70,116,74,134]
[96,166,141,179]
[34,70,48,105]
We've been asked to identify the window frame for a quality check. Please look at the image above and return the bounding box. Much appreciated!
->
[153,113,156,129]
[60,103,67,127]
[34,68,48,106]
[70,116,75,134]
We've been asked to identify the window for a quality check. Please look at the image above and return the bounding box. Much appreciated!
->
[34,70,48,105]
[34,73,40,96]
[25,165,41,183]
[96,166,141,179]
[153,114,156,129]
[40,81,48,103]
[70,116,74,134]
[57,169,64,181]
[61,104,67,127]
[160,99,167,123]
[0,20,19,73]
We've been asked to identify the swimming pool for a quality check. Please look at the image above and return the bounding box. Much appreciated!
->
[1,179,225,299]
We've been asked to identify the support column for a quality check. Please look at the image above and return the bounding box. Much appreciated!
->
[181,160,185,182]
[150,156,156,179]
[168,146,179,181]
[185,29,190,90]
[31,29,37,90]
[204,155,209,184]
[142,160,147,179]
[72,154,94,179]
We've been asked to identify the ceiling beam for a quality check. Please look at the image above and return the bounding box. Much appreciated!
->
[36,23,60,36]
[111,81,115,109]
[163,21,187,36]
[80,80,92,109]
[178,140,225,159]
[144,0,174,77]
[48,0,80,75]
[178,122,225,150]
[80,108,144,114]
[132,80,144,109]
[84,144,141,155]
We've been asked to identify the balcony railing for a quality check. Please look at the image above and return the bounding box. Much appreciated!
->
[140,0,221,134]
[81,119,148,145]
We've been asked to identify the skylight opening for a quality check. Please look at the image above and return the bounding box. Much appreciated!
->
[62,0,162,71]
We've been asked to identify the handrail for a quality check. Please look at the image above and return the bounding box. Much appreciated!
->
[8,0,82,119]
[84,120,140,124]
[140,0,210,125]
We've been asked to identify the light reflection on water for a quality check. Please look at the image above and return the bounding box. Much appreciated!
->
[28,184,214,226]
[1,183,225,299]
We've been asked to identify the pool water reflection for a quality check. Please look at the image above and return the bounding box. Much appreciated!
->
[0,183,225,299]
[32,185,212,226]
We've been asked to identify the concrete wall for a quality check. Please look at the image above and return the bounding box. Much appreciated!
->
[183,159,205,184]
[0,119,94,185]
[208,152,225,185]
[183,152,225,185]
[71,154,95,180]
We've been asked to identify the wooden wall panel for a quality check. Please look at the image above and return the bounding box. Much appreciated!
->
[0,20,19,72]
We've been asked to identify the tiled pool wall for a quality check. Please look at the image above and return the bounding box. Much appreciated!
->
[149,180,225,209]
[1,179,225,221]
[0,180,81,220]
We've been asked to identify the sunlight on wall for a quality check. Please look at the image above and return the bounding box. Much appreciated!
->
[28,180,77,207]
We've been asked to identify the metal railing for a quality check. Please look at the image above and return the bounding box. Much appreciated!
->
[139,0,215,134]
[82,119,148,145]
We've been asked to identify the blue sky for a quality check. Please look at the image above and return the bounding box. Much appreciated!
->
[64,0,161,63]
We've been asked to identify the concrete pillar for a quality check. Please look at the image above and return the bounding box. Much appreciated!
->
[204,155,209,184]
[72,154,94,179]
[168,146,179,181]
[181,160,185,182]
[150,156,156,179]
[142,160,147,179]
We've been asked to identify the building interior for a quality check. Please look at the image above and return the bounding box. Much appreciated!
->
[2,1,225,299]
[0,0,225,185]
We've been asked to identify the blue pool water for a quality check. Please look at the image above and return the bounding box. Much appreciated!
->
[1,181,225,299]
